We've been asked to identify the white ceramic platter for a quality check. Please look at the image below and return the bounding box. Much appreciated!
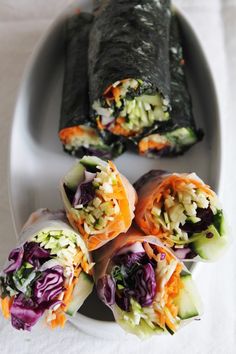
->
[8,0,221,339]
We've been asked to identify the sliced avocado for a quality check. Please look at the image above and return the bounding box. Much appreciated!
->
[66,272,94,317]
[64,163,85,191]
[80,155,106,173]
[191,224,228,261]
[174,274,202,320]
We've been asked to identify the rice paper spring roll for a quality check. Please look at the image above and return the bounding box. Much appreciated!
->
[59,12,124,159]
[136,13,203,157]
[0,209,94,331]
[60,155,137,251]
[95,227,202,338]
[89,0,172,141]
[134,170,228,261]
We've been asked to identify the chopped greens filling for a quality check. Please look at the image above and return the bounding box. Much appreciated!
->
[60,125,108,154]
[70,161,121,235]
[93,79,170,136]
[32,230,83,268]
[150,175,222,246]
[97,241,200,337]
[0,227,92,331]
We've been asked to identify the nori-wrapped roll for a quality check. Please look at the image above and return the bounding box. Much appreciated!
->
[59,12,124,159]
[89,0,172,142]
[136,14,203,157]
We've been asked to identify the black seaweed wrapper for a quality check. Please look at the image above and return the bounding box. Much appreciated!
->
[60,12,93,132]
[89,0,171,143]
[59,12,124,159]
[131,14,203,156]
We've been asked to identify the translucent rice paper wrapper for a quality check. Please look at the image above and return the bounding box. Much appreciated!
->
[134,170,229,262]
[19,208,90,262]
[94,227,203,338]
[60,159,137,251]
[1,209,94,331]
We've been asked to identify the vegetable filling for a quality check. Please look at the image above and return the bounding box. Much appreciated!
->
[0,230,93,331]
[59,125,107,153]
[143,174,224,255]
[65,157,130,238]
[138,128,198,154]
[93,79,170,137]
[97,241,199,335]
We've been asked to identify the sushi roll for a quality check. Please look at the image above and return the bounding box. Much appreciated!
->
[59,12,124,158]
[136,13,203,157]
[60,156,137,251]
[95,227,202,338]
[89,0,171,141]
[134,170,228,261]
[0,209,94,331]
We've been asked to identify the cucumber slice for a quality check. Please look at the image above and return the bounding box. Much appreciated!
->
[191,225,228,261]
[66,272,94,317]
[166,128,197,147]
[174,274,202,320]
[80,155,107,173]
[213,210,225,236]
[64,163,85,191]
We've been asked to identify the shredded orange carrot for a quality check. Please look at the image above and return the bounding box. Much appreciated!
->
[136,173,214,242]
[143,242,154,260]
[74,267,82,278]
[110,161,131,227]
[68,161,132,251]
[63,277,79,311]
[103,79,129,97]
[143,242,175,270]
[96,118,105,131]
[103,84,113,96]
[112,86,121,102]
[139,139,170,153]
[96,79,139,137]
[1,296,14,319]
[49,310,67,329]
[48,245,91,330]
[59,126,97,144]
[165,316,176,332]
[73,250,83,264]
[110,117,136,137]
[164,263,183,318]
[81,256,90,273]
[151,258,183,330]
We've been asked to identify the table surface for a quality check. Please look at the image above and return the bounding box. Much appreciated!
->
[0,1,236,353]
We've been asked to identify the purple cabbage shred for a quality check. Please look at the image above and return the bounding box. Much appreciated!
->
[78,181,96,206]
[23,242,50,268]
[4,247,24,274]
[180,207,213,233]
[113,252,146,269]
[33,266,64,305]
[97,275,115,306]
[131,263,156,307]
[10,294,44,331]
[72,171,96,207]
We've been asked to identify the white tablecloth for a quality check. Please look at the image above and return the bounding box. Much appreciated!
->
[0,0,235,353]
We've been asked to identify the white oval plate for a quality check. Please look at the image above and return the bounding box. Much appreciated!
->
[8,0,221,339]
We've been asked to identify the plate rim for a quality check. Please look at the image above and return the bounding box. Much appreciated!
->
[7,1,221,337]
